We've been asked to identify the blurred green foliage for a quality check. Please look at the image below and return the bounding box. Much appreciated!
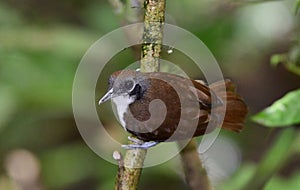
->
[252,89,300,127]
[1,0,300,190]
[271,44,300,76]
[294,0,300,14]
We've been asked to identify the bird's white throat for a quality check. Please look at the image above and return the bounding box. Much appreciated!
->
[112,95,135,130]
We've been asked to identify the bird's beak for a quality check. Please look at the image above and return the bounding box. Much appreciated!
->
[98,88,114,104]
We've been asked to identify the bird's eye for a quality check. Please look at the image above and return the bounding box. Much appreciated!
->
[124,80,134,91]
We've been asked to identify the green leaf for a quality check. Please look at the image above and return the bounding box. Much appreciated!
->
[252,89,300,127]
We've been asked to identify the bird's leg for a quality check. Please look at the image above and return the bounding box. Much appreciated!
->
[122,141,159,149]
[122,136,159,149]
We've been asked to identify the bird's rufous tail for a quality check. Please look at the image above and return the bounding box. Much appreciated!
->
[210,80,248,132]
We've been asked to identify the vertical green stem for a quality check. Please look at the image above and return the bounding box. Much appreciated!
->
[241,128,296,190]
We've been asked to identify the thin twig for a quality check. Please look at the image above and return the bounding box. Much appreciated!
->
[113,151,125,188]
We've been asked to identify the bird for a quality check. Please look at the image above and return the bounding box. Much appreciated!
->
[99,69,248,149]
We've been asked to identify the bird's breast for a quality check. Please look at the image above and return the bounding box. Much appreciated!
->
[111,95,135,130]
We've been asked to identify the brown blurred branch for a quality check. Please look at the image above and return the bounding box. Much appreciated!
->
[178,140,212,190]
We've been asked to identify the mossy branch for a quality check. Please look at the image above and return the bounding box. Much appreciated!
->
[112,0,166,190]
[140,0,165,72]
[110,1,211,189]
[113,150,147,189]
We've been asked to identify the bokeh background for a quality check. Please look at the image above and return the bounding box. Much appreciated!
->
[0,0,300,189]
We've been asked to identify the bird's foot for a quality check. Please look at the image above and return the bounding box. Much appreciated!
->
[122,136,159,149]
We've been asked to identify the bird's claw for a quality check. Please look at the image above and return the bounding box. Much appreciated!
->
[122,137,158,149]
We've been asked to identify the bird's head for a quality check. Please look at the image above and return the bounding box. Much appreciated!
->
[98,70,149,104]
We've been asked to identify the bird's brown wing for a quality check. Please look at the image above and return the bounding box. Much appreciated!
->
[143,72,212,141]
[149,72,247,136]
[127,72,247,142]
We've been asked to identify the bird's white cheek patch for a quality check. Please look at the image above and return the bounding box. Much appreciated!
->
[112,95,135,130]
